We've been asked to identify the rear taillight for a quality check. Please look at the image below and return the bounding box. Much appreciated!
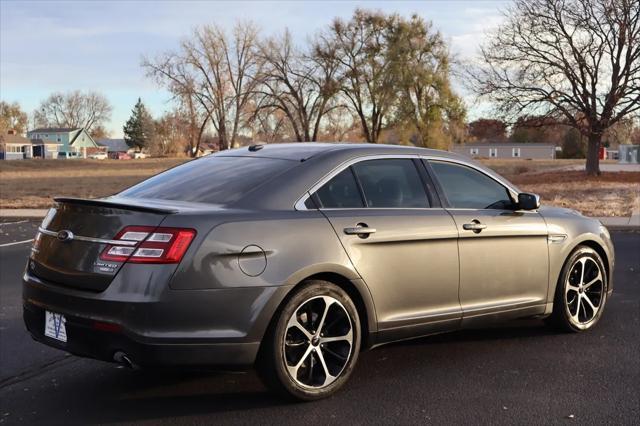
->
[100,226,196,264]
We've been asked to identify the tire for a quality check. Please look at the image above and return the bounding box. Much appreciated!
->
[547,245,608,332]
[257,280,361,401]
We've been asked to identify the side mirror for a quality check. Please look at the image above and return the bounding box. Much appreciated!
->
[518,193,540,210]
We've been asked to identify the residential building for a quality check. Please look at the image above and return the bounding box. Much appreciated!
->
[452,143,557,159]
[0,130,60,160]
[27,127,99,158]
[0,130,32,160]
[97,139,131,159]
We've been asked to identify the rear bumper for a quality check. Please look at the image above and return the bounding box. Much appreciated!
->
[23,303,259,368]
[23,269,291,368]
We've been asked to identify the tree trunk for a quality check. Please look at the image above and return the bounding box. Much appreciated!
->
[585,132,601,176]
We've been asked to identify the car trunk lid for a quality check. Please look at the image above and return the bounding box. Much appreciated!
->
[30,198,174,292]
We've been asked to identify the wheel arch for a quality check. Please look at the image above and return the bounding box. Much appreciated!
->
[579,240,610,286]
[305,272,376,349]
[549,237,612,306]
[259,271,377,357]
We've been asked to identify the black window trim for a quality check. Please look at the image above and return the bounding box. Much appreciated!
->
[301,155,440,210]
[294,154,520,211]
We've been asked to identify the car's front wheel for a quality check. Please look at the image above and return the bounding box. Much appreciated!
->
[548,245,608,332]
[257,280,361,401]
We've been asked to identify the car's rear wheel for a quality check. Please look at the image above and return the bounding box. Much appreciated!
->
[548,246,607,332]
[257,280,361,401]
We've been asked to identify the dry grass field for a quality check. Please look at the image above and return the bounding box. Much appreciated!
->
[0,158,188,209]
[1,157,638,217]
[485,159,639,217]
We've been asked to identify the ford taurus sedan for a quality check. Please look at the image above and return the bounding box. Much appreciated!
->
[23,143,614,400]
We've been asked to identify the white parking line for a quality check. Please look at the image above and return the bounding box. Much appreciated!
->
[0,239,34,248]
[0,220,29,226]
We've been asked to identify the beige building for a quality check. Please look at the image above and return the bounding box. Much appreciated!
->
[452,143,557,159]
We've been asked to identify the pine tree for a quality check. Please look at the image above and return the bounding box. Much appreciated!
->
[123,98,154,150]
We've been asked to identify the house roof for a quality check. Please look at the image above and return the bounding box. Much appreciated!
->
[97,138,129,152]
[28,127,80,134]
[0,133,31,145]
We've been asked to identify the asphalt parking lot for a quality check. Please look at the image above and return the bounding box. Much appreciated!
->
[0,219,638,425]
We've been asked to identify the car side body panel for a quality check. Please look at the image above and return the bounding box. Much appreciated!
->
[448,209,550,324]
[320,208,461,334]
[165,209,377,341]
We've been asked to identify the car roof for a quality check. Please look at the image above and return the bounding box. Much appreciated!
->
[214,142,462,162]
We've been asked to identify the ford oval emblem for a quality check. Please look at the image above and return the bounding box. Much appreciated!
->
[56,230,74,242]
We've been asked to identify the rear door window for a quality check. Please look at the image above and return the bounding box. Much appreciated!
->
[352,159,430,208]
[315,169,364,208]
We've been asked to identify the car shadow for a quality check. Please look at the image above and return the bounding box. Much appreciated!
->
[46,319,568,423]
[394,318,561,347]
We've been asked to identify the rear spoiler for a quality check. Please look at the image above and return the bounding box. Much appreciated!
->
[53,197,179,215]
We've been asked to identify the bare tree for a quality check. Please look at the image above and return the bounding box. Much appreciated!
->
[249,106,291,143]
[472,0,640,175]
[320,105,358,141]
[143,59,212,156]
[33,91,112,133]
[143,22,262,152]
[316,9,401,144]
[255,30,342,141]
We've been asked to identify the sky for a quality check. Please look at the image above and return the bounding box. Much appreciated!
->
[0,0,509,137]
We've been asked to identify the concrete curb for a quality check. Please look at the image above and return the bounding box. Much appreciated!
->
[597,217,639,230]
[597,197,640,230]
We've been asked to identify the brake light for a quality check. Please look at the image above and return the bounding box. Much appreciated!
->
[100,226,196,264]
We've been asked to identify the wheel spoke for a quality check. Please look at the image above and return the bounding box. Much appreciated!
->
[287,315,313,341]
[320,329,353,344]
[578,257,587,285]
[572,294,582,321]
[583,273,602,290]
[316,297,334,337]
[315,347,336,387]
[583,293,598,312]
[566,283,580,293]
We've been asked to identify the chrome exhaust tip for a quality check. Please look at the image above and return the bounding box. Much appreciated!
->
[113,351,137,369]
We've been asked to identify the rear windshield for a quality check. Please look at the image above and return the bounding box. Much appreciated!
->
[118,156,294,205]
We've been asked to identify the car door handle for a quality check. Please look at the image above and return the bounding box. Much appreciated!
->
[344,226,376,237]
[462,221,487,233]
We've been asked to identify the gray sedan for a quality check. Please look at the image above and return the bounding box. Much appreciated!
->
[23,143,614,400]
